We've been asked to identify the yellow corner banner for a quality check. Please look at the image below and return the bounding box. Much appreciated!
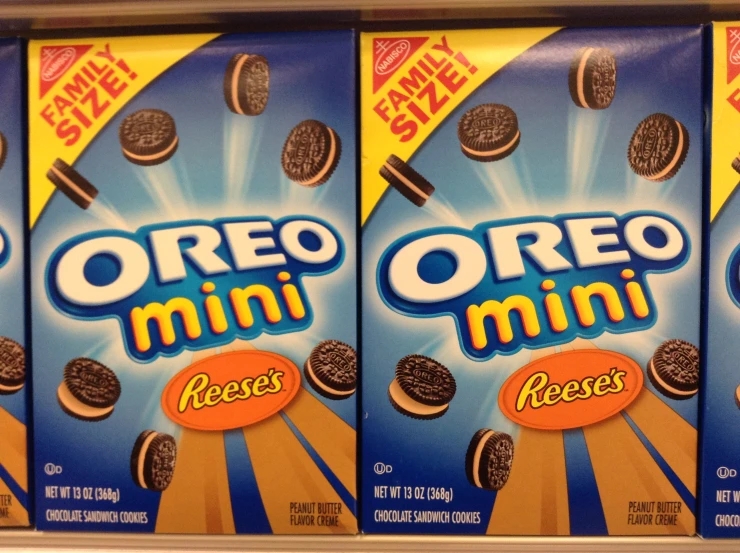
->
[712,23,740,221]
[28,34,219,227]
[360,28,560,225]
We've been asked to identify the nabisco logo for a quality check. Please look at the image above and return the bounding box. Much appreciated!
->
[728,28,740,84]
[375,39,411,76]
[41,47,77,82]
[372,36,428,93]
[38,44,92,99]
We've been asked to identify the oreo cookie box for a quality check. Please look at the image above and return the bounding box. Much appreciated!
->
[0,38,31,528]
[698,22,740,538]
[29,32,357,533]
[361,27,702,535]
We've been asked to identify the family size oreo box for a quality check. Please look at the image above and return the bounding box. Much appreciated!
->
[0,38,31,528]
[29,32,357,534]
[361,28,703,536]
[698,22,740,538]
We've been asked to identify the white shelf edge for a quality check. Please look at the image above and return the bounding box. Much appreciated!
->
[2,530,740,552]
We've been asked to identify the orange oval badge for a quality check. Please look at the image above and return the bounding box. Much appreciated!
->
[499,349,643,430]
[162,350,300,431]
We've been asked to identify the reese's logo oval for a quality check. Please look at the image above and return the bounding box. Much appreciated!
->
[498,349,643,430]
[162,350,300,431]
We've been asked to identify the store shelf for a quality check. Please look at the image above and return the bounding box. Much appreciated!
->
[1,0,740,31]
[0,531,739,552]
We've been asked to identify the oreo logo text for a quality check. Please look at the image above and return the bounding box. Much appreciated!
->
[46,216,344,362]
[377,212,689,361]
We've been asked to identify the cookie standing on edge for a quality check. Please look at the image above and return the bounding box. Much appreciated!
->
[130,430,177,492]
[465,429,515,491]
[457,104,521,162]
[628,113,689,182]
[732,153,740,175]
[46,158,99,210]
[647,339,699,400]
[223,53,270,116]
[304,339,357,400]
[57,358,121,421]
[388,354,456,420]
[0,131,8,172]
[379,154,436,207]
[282,120,342,187]
[119,109,179,166]
[0,337,24,395]
[568,47,617,110]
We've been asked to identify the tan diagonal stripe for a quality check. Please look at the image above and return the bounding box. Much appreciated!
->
[0,406,27,492]
[243,414,357,534]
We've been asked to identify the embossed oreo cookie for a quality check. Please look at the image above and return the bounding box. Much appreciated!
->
[379,154,435,207]
[119,109,179,166]
[46,158,99,210]
[647,339,699,400]
[628,113,689,182]
[568,47,617,110]
[304,339,357,400]
[130,430,177,492]
[457,103,520,162]
[57,358,121,421]
[0,131,8,172]
[465,429,514,491]
[282,120,341,187]
[388,354,456,420]
[0,337,25,395]
[224,53,270,116]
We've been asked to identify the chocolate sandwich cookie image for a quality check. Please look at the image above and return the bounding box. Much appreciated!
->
[0,337,24,395]
[119,109,179,166]
[732,153,740,175]
[0,131,8,172]
[282,120,341,187]
[465,429,514,491]
[379,154,435,207]
[388,354,456,420]
[457,103,520,163]
[223,53,270,116]
[628,113,689,182]
[57,358,121,421]
[46,158,99,210]
[647,339,699,400]
[304,339,357,400]
[130,430,177,492]
[568,47,617,110]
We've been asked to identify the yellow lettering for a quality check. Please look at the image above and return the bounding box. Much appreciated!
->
[238,378,254,400]
[281,284,306,320]
[578,376,594,399]
[544,293,568,332]
[269,370,284,393]
[610,368,627,392]
[516,371,548,411]
[561,379,580,402]
[593,374,611,396]
[625,281,650,319]
[222,381,240,402]
[131,297,202,352]
[544,383,562,405]
[178,373,209,413]
[229,284,282,328]
[205,384,222,406]
[253,374,270,396]
[466,295,540,350]
[571,282,625,327]
[205,295,229,334]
